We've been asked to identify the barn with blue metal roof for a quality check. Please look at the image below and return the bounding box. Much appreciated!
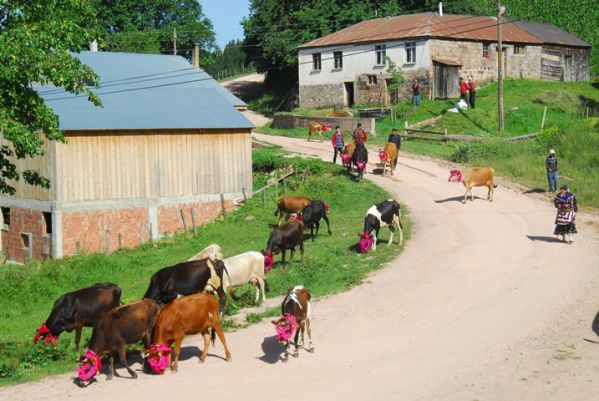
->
[0,51,255,262]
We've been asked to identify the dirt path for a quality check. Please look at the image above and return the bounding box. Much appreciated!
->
[4,135,599,401]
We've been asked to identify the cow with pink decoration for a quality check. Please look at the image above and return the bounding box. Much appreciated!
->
[359,199,403,253]
[271,285,313,362]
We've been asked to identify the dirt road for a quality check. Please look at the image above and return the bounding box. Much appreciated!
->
[4,134,599,401]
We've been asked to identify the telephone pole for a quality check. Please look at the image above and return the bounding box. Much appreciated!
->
[173,28,177,56]
[497,1,505,131]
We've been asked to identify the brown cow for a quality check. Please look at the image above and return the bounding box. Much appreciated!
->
[448,167,498,203]
[307,121,332,142]
[380,142,398,176]
[271,286,313,362]
[275,195,311,225]
[150,294,232,372]
[78,299,158,381]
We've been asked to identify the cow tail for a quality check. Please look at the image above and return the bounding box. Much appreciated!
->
[264,278,270,293]
[210,327,216,345]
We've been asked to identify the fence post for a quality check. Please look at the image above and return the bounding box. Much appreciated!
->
[104,230,110,252]
[191,209,197,232]
[118,233,122,249]
[242,187,247,202]
[220,193,227,219]
[541,106,548,130]
[444,128,448,143]
[404,120,409,137]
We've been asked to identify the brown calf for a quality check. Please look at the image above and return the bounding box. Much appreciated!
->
[275,195,311,225]
[151,294,231,372]
[307,121,332,142]
[271,286,313,362]
[380,142,398,176]
[449,167,498,203]
[81,299,158,380]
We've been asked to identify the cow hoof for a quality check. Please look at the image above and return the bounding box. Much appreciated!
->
[106,375,113,381]
[293,350,299,358]
[131,372,138,379]
[282,356,289,363]
[308,347,314,353]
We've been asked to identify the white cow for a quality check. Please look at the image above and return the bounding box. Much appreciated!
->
[223,251,267,304]
[188,244,224,261]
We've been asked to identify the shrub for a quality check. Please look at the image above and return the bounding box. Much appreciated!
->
[535,126,564,150]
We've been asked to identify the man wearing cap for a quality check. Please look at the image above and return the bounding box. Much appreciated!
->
[546,149,558,192]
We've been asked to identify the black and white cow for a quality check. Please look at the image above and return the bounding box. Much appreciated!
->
[359,199,403,253]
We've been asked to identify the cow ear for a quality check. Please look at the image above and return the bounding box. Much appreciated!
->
[271,320,278,325]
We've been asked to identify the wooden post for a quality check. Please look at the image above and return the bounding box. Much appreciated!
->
[262,190,266,208]
[179,208,187,232]
[541,106,548,130]
[173,28,177,55]
[118,233,122,249]
[242,187,247,202]
[220,194,227,219]
[76,241,81,254]
[149,223,153,243]
[191,209,197,231]
[497,1,505,131]
[444,128,448,143]
[104,230,110,252]
[284,179,288,196]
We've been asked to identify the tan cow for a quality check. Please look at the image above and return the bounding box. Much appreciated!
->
[448,167,498,203]
[275,195,311,225]
[380,142,398,176]
[307,121,332,142]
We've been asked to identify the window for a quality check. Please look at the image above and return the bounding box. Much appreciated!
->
[21,233,30,249]
[333,51,343,69]
[312,53,321,71]
[368,75,378,85]
[514,45,526,55]
[483,42,491,59]
[43,212,52,234]
[375,44,386,65]
[405,41,416,63]
[1,207,10,229]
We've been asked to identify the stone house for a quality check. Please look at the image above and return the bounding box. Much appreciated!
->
[0,51,254,262]
[298,13,591,108]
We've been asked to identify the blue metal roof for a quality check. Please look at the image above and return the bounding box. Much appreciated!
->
[36,52,254,131]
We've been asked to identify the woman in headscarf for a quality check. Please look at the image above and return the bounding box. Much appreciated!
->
[553,184,577,243]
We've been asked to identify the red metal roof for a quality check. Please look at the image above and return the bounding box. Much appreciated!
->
[299,13,542,49]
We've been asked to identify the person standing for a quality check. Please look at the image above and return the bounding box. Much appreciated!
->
[546,149,558,192]
[353,123,367,145]
[467,77,476,109]
[553,185,577,244]
[388,128,401,150]
[331,125,345,164]
[411,79,422,107]
[459,77,468,101]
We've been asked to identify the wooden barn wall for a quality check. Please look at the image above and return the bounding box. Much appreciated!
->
[55,129,252,202]
[0,134,53,201]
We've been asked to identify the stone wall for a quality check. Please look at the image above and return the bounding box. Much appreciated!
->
[354,74,389,105]
[1,207,50,263]
[299,83,344,109]
[157,200,232,235]
[272,114,376,135]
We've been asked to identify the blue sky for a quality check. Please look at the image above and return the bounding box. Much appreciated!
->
[199,0,250,49]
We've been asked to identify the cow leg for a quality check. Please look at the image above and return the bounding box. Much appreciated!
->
[282,341,290,362]
[117,345,136,379]
[299,240,304,261]
[292,328,300,358]
[107,354,115,380]
[212,322,232,362]
[172,337,182,372]
[306,318,314,352]
[310,224,315,241]
[489,184,494,202]
[289,248,295,262]
[200,330,212,364]
[281,250,286,268]
[322,214,332,235]
[372,231,378,251]
[395,215,404,245]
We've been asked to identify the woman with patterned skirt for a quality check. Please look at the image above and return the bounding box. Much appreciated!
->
[553,185,577,243]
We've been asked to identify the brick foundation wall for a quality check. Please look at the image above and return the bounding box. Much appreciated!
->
[157,200,232,236]
[61,208,149,256]
[1,207,50,263]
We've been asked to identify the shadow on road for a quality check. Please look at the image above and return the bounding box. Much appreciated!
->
[434,195,480,203]
[523,188,547,194]
[259,335,284,364]
[526,235,563,243]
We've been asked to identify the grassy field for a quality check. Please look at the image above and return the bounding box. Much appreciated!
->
[259,80,599,209]
[0,147,408,386]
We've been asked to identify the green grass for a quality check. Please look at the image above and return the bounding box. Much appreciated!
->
[0,147,409,386]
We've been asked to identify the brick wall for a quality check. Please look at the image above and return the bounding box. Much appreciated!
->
[1,207,50,263]
[157,200,232,235]
[61,207,149,256]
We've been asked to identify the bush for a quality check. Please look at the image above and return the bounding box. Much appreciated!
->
[535,126,564,150]
[450,141,509,163]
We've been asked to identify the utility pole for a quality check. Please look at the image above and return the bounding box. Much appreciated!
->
[173,28,177,56]
[497,1,505,131]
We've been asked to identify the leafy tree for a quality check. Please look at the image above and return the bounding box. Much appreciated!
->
[385,56,405,121]
[0,0,101,194]
[96,0,217,60]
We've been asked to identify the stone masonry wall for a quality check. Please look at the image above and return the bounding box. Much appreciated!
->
[1,207,50,263]
[157,200,232,235]
[299,83,345,109]
[354,74,389,105]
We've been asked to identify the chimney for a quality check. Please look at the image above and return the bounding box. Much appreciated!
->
[90,39,98,52]
[439,2,443,16]
[192,43,200,69]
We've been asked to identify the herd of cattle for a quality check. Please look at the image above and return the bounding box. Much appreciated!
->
[30,148,498,385]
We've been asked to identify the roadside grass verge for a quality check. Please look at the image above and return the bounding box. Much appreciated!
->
[0,147,408,386]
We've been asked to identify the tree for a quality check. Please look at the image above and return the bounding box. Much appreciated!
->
[385,56,405,121]
[96,0,217,60]
[0,0,101,194]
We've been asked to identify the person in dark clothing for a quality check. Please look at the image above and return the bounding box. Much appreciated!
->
[411,79,422,107]
[352,123,367,145]
[546,149,558,192]
[388,128,401,150]
[553,184,577,243]
[467,77,476,109]
[331,126,345,164]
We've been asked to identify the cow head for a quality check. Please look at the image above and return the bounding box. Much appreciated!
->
[358,232,373,253]
[289,213,304,223]
[146,343,171,374]
[33,322,58,346]
[271,313,297,343]
[262,250,274,273]
[77,349,102,383]
[448,169,463,183]
[357,161,366,171]
[341,154,351,166]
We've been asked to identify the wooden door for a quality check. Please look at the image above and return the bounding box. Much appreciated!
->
[434,63,459,98]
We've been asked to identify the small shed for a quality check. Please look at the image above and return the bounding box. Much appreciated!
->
[0,51,254,262]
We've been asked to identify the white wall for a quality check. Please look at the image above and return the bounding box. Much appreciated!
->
[298,40,430,86]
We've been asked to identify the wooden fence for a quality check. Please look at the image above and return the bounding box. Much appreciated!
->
[401,120,539,143]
